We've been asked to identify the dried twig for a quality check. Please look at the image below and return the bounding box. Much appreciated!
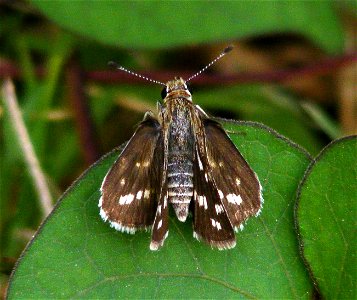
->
[2,79,53,217]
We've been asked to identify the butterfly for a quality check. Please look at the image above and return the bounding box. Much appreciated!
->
[99,46,262,250]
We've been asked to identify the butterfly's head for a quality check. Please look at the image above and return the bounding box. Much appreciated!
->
[161,77,192,103]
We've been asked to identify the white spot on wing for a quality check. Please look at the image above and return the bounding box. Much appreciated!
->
[198,195,208,210]
[135,162,141,167]
[210,218,222,230]
[119,193,135,205]
[209,158,216,168]
[226,194,242,205]
[203,196,208,210]
[119,195,126,205]
[127,193,134,204]
[215,204,224,214]
[218,190,224,199]
[136,190,143,200]
[197,154,204,170]
[157,219,162,229]
[144,189,150,199]
[120,178,125,185]
[236,178,241,186]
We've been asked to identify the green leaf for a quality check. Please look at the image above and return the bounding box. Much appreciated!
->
[30,1,343,52]
[7,122,313,298]
[295,136,357,299]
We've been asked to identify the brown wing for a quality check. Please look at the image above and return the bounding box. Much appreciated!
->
[192,147,236,249]
[99,114,163,233]
[198,118,262,232]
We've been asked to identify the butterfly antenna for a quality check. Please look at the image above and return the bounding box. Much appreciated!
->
[108,61,166,86]
[186,45,233,83]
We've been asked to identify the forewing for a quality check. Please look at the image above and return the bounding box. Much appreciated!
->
[203,119,262,231]
[192,148,236,250]
[99,115,163,233]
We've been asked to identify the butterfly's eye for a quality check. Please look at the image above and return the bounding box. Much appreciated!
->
[161,87,167,99]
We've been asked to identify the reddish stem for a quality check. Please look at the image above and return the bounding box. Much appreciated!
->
[1,53,356,85]
[66,59,100,165]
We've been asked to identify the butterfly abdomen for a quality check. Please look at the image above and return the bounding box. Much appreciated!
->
[167,105,195,222]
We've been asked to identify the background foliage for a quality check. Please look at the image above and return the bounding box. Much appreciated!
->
[0,1,355,299]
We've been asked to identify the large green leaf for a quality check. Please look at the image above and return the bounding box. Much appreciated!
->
[295,136,357,299]
[7,121,313,298]
[30,1,343,52]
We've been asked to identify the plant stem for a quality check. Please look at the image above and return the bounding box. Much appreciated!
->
[2,79,53,217]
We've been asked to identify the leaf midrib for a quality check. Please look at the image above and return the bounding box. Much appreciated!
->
[72,273,257,299]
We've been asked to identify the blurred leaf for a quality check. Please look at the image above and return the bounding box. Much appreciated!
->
[7,122,313,298]
[197,85,324,155]
[339,1,357,17]
[295,136,357,299]
[15,36,36,92]
[23,33,73,157]
[300,101,342,140]
[45,122,81,182]
[30,1,343,52]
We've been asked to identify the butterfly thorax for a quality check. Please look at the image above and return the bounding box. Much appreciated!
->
[162,79,195,222]
[164,77,192,103]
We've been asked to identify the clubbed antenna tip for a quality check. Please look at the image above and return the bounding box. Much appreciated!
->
[108,61,119,68]
[224,45,234,53]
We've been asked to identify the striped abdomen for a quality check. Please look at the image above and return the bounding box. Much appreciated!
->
[167,105,194,221]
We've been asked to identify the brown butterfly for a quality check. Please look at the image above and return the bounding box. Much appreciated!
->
[99,47,262,250]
